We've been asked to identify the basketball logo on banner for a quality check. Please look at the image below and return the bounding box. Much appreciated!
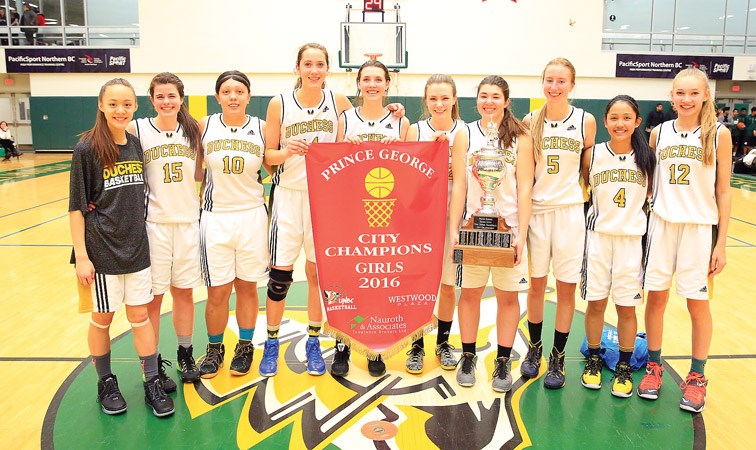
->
[363,166,396,227]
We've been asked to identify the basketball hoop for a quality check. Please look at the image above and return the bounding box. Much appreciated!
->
[364,53,383,61]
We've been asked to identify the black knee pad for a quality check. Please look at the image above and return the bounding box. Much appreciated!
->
[267,268,293,301]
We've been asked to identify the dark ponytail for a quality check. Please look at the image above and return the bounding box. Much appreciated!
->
[605,95,655,179]
[477,75,528,148]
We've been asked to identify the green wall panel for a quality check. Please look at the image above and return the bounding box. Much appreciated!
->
[29,95,676,151]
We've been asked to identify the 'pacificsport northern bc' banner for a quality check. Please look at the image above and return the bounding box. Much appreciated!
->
[306,141,448,358]
[5,48,130,73]
[616,53,733,80]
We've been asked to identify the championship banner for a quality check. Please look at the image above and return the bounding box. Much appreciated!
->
[306,141,448,358]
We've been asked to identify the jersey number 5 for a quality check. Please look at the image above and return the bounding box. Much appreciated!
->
[547,154,559,174]
[162,162,183,183]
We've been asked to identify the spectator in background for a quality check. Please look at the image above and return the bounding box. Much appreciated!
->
[1,8,8,46]
[666,105,678,121]
[0,121,20,161]
[722,106,731,123]
[733,108,747,156]
[34,7,44,45]
[20,2,36,45]
[645,103,665,136]
[10,10,19,45]
[745,107,756,155]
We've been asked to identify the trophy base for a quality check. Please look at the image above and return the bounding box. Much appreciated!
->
[452,245,515,268]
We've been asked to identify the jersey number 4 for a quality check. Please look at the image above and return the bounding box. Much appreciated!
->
[162,162,183,183]
[613,188,626,208]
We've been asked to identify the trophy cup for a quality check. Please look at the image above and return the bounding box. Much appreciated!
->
[452,117,515,267]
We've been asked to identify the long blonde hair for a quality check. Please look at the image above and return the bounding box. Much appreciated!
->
[672,67,717,166]
[531,57,576,161]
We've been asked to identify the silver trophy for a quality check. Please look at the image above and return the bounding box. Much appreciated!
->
[453,116,514,267]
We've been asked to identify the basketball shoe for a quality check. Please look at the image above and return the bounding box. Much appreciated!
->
[580,354,603,389]
[611,361,633,398]
[198,343,225,379]
[637,361,664,400]
[405,345,425,374]
[259,338,279,377]
[520,342,543,379]
[97,374,127,415]
[679,372,707,413]
[229,341,254,375]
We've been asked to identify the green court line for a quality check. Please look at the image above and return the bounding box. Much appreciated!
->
[0,160,72,184]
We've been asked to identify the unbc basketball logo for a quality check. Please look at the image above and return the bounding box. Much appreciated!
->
[363,166,396,228]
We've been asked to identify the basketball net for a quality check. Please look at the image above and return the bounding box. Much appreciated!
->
[363,198,395,227]
[364,53,383,61]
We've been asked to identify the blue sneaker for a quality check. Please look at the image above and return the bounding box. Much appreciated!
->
[306,337,326,376]
[259,338,279,377]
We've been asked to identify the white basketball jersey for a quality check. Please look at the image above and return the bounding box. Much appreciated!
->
[134,118,200,223]
[271,89,339,190]
[466,120,519,226]
[651,120,720,225]
[586,143,648,236]
[532,106,586,213]
[200,113,266,212]
[342,108,402,141]
[416,119,466,208]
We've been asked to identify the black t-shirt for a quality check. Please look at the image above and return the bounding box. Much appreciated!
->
[69,134,150,274]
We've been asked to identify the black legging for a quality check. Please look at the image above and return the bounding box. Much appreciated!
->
[1,138,18,158]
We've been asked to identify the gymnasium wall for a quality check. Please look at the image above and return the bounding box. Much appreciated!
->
[9,0,756,149]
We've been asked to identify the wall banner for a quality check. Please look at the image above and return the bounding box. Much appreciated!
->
[616,53,733,80]
[306,141,448,358]
[5,48,130,73]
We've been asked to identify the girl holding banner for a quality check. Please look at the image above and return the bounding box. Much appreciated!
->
[195,71,269,379]
[522,58,597,389]
[331,59,409,378]
[449,76,534,390]
[404,74,466,375]
[262,43,353,377]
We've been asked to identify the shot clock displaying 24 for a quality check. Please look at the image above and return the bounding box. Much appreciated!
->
[364,0,384,11]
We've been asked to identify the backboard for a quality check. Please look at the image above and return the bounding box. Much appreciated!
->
[339,21,408,70]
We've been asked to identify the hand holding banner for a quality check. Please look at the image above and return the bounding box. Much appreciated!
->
[306,141,448,359]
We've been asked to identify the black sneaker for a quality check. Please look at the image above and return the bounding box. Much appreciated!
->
[199,343,225,379]
[544,351,566,390]
[158,354,177,393]
[97,374,127,415]
[144,375,175,417]
[368,355,386,377]
[331,342,351,377]
[177,345,201,383]
[229,341,254,376]
[520,342,543,379]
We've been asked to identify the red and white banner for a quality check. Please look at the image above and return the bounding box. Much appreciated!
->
[306,141,448,358]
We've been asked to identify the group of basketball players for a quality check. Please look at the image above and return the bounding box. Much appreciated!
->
[68,42,730,419]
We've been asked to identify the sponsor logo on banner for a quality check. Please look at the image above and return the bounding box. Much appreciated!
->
[616,53,733,80]
[5,48,131,73]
